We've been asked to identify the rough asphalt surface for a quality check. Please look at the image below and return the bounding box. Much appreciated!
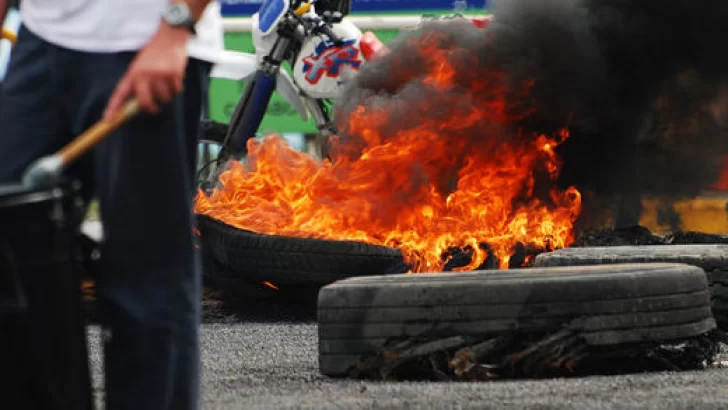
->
[83,296,728,410]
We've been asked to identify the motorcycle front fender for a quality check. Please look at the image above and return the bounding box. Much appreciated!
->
[209,50,310,123]
[209,49,258,82]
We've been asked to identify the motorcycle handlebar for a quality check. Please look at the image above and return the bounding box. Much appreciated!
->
[317,23,344,45]
[293,10,345,45]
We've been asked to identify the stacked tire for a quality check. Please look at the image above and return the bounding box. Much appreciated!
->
[317,263,716,377]
[534,244,728,328]
[713,270,728,328]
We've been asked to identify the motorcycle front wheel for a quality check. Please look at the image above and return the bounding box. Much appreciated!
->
[196,120,230,194]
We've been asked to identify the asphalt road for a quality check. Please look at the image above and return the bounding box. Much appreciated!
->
[84,299,728,410]
[79,219,728,409]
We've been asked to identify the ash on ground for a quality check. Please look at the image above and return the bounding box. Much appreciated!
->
[574,225,728,247]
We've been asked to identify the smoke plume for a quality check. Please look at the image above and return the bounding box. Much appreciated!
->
[334,0,728,214]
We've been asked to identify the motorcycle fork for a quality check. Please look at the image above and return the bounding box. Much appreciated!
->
[303,98,336,160]
[223,28,294,157]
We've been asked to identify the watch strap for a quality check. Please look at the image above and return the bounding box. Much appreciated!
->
[163,3,197,35]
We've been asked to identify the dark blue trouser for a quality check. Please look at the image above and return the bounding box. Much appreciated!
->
[0,26,203,410]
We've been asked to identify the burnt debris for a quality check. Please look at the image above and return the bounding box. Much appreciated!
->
[437,223,728,268]
[443,241,545,270]
[350,321,727,381]
[573,225,728,247]
[572,225,665,247]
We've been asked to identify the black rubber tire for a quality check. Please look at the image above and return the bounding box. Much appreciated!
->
[197,215,408,286]
[534,244,728,328]
[197,120,230,193]
[200,120,229,144]
[317,263,715,377]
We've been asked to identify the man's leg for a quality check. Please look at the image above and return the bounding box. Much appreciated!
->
[184,57,211,181]
[175,56,207,410]
[0,26,92,410]
[68,51,202,410]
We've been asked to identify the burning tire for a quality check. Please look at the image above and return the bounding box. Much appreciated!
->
[197,215,408,287]
[317,263,716,377]
[534,244,728,328]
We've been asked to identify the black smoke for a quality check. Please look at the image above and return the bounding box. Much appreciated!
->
[333,0,728,221]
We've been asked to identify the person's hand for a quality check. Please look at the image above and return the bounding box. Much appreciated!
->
[104,23,190,120]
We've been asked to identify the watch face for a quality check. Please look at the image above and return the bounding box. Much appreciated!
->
[166,4,190,25]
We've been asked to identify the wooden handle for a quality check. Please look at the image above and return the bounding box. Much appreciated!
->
[58,99,141,167]
[1,27,16,45]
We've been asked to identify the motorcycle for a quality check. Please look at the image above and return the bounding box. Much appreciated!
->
[197,0,387,190]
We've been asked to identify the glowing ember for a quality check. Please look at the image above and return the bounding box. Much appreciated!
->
[262,281,280,290]
[195,28,582,272]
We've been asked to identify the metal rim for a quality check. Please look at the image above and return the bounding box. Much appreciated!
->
[0,180,81,208]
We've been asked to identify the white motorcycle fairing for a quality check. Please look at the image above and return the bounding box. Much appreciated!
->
[256,0,289,36]
[251,12,277,66]
[292,19,365,99]
[247,6,369,121]
[248,11,313,122]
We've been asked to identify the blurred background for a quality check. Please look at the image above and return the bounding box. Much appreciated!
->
[210,0,489,135]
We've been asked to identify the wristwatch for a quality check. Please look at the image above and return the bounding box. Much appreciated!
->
[162,2,197,35]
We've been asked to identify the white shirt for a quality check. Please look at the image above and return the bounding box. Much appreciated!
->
[20,0,224,62]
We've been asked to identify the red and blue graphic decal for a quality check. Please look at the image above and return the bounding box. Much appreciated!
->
[301,39,362,85]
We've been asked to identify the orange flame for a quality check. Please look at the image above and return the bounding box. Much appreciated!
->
[195,29,582,272]
[261,281,280,290]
